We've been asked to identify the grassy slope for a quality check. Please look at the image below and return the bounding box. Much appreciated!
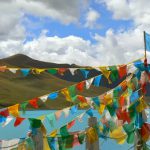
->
[0,54,149,110]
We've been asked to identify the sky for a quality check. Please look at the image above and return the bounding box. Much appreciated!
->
[0,0,150,66]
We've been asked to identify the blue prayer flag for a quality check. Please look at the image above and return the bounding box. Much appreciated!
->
[80,69,89,78]
[70,105,78,114]
[48,92,58,100]
[86,108,94,117]
[93,75,102,87]
[130,91,139,103]
[21,69,30,76]
[145,32,150,51]
[92,97,100,106]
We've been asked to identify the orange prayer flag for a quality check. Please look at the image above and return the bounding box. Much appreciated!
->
[29,98,39,108]
[14,117,25,127]
[0,66,7,72]
[58,68,67,75]
[8,104,20,117]
[67,120,76,129]
[120,80,127,91]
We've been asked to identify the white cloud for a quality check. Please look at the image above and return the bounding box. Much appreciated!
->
[97,0,150,26]
[85,8,101,29]
[1,28,149,66]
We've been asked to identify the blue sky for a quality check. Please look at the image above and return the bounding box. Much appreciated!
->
[0,0,150,65]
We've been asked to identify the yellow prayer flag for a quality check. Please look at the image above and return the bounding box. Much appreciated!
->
[109,127,127,144]
[99,67,111,83]
[8,104,20,117]
[86,127,98,143]
[104,94,113,105]
[43,137,51,150]
[61,88,71,101]
[49,130,57,137]
[98,104,105,114]
[38,115,45,121]
[34,69,45,74]
[79,102,89,108]
[136,98,147,112]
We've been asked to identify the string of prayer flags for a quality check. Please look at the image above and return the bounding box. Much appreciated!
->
[14,117,25,127]
[28,118,42,128]
[29,98,39,108]
[48,92,58,100]
[20,69,30,76]
[8,104,19,117]
[93,75,102,87]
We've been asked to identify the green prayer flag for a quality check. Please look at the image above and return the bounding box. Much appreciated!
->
[68,85,76,99]
[123,123,134,133]
[64,135,74,148]
[20,102,28,114]
[26,138,35,150]
[28,118,42,128]
[106,105,116,116]
[109,66,119,82]
[60,125,69,137]
[46,113,56,127]
[47,69,57,75]
[78,133,85,144]
[126,132,134,144]
[108,120,117,131]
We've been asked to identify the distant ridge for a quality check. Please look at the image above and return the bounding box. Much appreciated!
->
[0,54,80,68]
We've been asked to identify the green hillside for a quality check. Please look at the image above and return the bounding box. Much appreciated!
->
[0,54,109,109]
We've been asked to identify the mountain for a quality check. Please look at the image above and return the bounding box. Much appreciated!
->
[0,54,149,110]
[0,54,110,109]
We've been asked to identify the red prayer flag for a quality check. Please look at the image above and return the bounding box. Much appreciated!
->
[0,109,9,117]
[116,108,130,123]
[77,96,87,103]
[14,117,25,127]
[76,81,85,91]
[118,65,127,79]
[119,96,125,107]
[58,68,67,75]
[140,123,150,141]
[29,98,39,108]
[67,120,76,129]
